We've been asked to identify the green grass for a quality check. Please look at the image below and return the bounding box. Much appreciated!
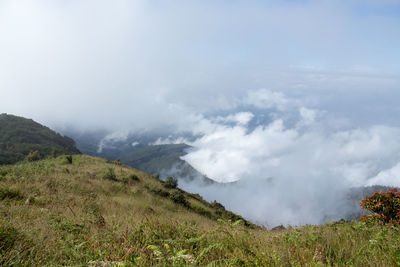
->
[0,113,80,165]
[0,155,399,266]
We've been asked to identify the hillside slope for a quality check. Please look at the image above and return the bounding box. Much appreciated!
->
[119,144,215,184]
[67,130,214,184]
[0,114,80,164]
[1,155,400,266]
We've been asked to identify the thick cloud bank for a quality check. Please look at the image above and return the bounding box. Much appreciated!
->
[1,0,400,226]
[168,89,400,226]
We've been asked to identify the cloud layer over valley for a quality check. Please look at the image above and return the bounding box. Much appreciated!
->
[1,0,400,226]
[158,89,400,226]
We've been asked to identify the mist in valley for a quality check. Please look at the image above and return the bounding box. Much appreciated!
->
[1,0,400,227]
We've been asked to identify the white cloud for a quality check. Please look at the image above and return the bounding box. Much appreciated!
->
[245,89,290,111]
[214,112,254,126]
[151,136,190,146]
[177,92,400,226]
[367,162,400,187]
[1,0,400,226]
[97,131,129,153]
[299,107,318,125]
[1,0,399,131]
[131,142,139,147]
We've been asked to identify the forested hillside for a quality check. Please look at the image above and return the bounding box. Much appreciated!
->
[0,114,80,164]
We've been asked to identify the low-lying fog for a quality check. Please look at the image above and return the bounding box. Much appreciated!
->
[1,0,400,226]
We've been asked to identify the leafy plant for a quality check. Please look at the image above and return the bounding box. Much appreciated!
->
[164,176,178,189]
[25,150,41,162]
[360,187,400,224]
[65,155,73,164]
[150,187,170,198]
[103,168,117,181]
[0,226,19,254]
[169,191,187,206]
[190,203,212,218]
[129,174,140,182]
[0,187,23,201]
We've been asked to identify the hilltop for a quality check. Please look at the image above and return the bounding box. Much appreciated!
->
[1,155,400,266]
[0,114,80,165]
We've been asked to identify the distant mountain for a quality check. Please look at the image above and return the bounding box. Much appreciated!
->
[119,144,215,184]
[0,113,80,164]
[67,130,216,184]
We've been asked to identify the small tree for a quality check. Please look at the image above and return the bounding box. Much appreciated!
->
[360,187,400,224]
[25,150,41,162]
[170,190,187,206]
[65,155,73,164]
[164,176,178,189]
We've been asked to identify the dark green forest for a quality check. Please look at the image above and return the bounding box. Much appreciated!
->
[0,113,80,164]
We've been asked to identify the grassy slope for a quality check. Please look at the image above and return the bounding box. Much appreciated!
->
[0,155,399,266]
[0,114,80,165]
[119,144,215,184]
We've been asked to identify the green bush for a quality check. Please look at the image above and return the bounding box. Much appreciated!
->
[0,226,19,253]
[190,203,212,218]
[25,150,41,162]
[65,155,73,164]
[103,168,117,181]
[0,169,8,177]
[164,176,178,189]
[122,174,140,184]
[129,174,140,181]
[211,200,225,210]
[360,187,400,224]
[150,187,170,198]
[0,187,24,201]
[170,191,187,206]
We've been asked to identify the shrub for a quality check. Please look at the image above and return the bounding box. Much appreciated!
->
[103,168,117,181]
[150,187,170,198]
[65,155,73,164]
[122,174,140,184]
[190,203,212,218]
[170,191,187,206]
[129,174,140,181]
[25,150,40,162]
[0,226,19,253]
[153,173,160,180]
[360,187,400,224]
[211,200,225,210]
[164,176,178,189]
[0,187,24,201]
[0,169,8,177]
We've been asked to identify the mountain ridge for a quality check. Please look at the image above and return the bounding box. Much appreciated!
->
[0,113,80,165]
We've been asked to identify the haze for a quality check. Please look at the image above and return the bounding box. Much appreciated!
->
[1,0,400,226]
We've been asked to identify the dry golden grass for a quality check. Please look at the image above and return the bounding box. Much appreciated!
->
[1,155,400,266]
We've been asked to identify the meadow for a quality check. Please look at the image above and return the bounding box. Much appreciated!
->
[1,155,399,266]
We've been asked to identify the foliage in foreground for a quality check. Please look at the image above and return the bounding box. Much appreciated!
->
[0,155,400,266]
[361,187,400,225]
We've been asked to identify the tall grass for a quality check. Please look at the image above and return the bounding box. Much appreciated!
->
[0,155,399,266]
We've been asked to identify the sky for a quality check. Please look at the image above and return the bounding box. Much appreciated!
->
[1,0,400,226]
